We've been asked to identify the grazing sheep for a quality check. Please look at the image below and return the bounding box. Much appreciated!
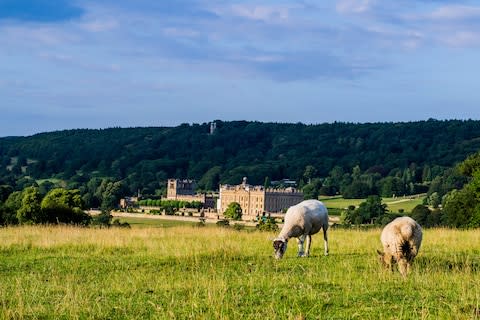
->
[377,216,423,277]
[273,199,329,259]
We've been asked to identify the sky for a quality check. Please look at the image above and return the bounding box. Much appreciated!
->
[1,0,480,137]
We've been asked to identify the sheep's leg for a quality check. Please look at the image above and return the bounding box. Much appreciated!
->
[398,259,408,278]
[304,235,312,257]
[323,227,329,256]
[297,235,305,257]
[383,253,394,272]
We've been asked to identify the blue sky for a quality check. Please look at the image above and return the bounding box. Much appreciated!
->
[1,0,480,136]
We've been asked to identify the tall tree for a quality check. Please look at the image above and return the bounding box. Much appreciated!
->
[442,152,480,228]
[345,195,387,225]
[41,188,88,224]
[17,187,44,224]
[303,165,318,184]
[263,176,271,190]
[224,202,242,221]
[302,178,322,200]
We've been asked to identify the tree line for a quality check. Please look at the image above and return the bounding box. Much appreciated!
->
[0,186,90,225]
[340,151,480,228]
[1,150,480,228]
[1,120,480,228]
[1,119,480,198]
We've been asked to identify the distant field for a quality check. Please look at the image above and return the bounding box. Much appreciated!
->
[320,196,365,210]
[0,226,478,319]
[115,216,257,230]
[115,216,203,228]
[385,197,425,213]
[321,195,426,214]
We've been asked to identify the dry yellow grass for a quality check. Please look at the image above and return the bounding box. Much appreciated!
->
[0,225,479,319]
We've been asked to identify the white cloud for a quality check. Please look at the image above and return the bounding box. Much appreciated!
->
[228,53,284,63]
[248,55,284,63]
[336,0,376,14]
[80,18,118,32]
[401,5,480,48]
[429,5,480,21]
[232,5,289,21]
[38,52,74,62]
[440,31,480,47]
[1,25,76,46]
[38,51,121,73]
[211,4,299,23]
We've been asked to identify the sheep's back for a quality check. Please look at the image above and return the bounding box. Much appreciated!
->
[281,200,328,237]
[381,216,422,255]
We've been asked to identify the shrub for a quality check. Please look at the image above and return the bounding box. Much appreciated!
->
[344,195,387,225]
[232,223,245,231]
[377,213,404,226]
[411,205,431,226]
[196,218,206,227]
[111,219,131,228]
[91,210,112,228]
[443,189,478,228]
[224,202,242,220]
[216,219,230,227]
[256,217,278,232]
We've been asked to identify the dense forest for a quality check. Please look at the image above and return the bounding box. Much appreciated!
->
[0,119,479,208]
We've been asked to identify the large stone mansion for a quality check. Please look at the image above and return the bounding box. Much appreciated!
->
[218,177,304,220]
[120,178,303,221]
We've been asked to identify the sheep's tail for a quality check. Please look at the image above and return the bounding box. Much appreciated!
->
[399,240,414,261]
[398,223,421,261]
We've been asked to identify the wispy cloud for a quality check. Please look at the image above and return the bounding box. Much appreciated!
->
[428,5,480,21]
[1,25,77,46]
[38,52,121,73]
[2,0,480,136]
[211,4,297,23]
[336,0,376,14]
[162,27,200,38]
[440,31,480,47]
[79,18,118,32]
[2,0,479,84]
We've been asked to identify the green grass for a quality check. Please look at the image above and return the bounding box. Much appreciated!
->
[0,226,479,319]
[320,196,365,210]
[384,197,425,213]
[321,195,426,214]
[115,217,204,228]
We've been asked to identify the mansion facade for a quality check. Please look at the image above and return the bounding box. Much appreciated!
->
[219,177,303,220]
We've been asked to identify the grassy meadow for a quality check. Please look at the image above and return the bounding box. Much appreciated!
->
[0,225,479,319]
[320,195,425,215]
[115,217,203,228]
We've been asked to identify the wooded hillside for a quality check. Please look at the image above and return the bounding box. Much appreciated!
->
[1,119,479,198]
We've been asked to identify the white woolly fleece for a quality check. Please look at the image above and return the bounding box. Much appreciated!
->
[275,199,329,257]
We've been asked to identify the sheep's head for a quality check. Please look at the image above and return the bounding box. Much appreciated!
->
[273,239,287,259]
[377,249,394,269]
